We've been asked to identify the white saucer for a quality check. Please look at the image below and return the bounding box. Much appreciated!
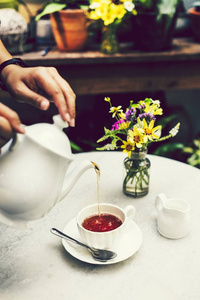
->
[62,218,142,265]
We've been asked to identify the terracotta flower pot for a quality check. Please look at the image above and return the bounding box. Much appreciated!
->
[188,7,200,41]
[50,9,88,51]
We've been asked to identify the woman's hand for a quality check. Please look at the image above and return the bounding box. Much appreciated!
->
[0,102,25,151]
[1,65,76,127]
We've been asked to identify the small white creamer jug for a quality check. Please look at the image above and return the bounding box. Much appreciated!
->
[155,193,190,239]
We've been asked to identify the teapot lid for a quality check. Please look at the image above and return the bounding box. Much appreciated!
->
[25,115,73,159]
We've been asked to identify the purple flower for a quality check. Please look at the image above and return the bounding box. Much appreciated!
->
[111,119,125,131]
[138,112,156,122]
[139,103,145,110]
[125,107,136,121]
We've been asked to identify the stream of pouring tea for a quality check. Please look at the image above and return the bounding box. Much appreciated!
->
[91,161,101,216]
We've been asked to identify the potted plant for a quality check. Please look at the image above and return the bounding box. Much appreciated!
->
[188,1,200,41]
[35,0,90,51]
[131,0,181,51]
[88,0,136,54]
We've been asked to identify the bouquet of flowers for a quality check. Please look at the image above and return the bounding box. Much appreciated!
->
[88,0,136,26]
[97,97,180,197]
[88,0,136,53]
[97,97,180,153]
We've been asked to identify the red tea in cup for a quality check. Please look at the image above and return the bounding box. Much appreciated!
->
[82,213,122,232]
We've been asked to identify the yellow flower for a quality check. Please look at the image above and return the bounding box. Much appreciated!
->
[128,126,144,148]
[111,3,126,20]
[118,121,130,130]
[138,100,145,107]
[89,0,134,25]
[97,4,108,19]
[121,139,135,157]
[89,0,109,21]
[103,10,116,26]
[89,10,100,20]
[109,106,123,117]
[144,101,163,116]
[104,97,111,102]
[142,119,161,142]
[118,112,126,119]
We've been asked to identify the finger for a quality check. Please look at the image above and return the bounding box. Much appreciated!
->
[0,116,14,148]
[22,68,68,120]
[32,68,71,122]
[0,103,25,134]
[48,68,76,125]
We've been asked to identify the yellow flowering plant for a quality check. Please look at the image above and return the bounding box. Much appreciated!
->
[97,97,180,197]
[88,0,136,26]
[97,97,180,155]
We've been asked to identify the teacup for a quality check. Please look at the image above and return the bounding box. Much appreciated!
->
[77,203,136,249]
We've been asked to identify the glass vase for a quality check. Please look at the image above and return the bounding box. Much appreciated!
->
[123,149,151,198]
[100,25,119,54]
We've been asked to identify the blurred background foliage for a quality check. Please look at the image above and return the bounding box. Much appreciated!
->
[63,91,200,169]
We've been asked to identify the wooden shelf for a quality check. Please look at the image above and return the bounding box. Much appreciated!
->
[18,38,200,95]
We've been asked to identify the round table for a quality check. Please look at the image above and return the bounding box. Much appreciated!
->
[0,152,200,300]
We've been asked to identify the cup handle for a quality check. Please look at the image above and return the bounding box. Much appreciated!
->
[124,205,136,220]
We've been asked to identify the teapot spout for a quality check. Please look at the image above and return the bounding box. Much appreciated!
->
[91,161,100,172]
[59,160,99,201]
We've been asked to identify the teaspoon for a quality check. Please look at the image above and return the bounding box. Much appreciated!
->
[50,228,117,262]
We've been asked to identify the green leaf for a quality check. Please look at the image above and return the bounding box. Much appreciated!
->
[157,0,180,16]
[97,127,116,143]
[182,147,194,154]
[70,141,83,152]
[193,139,200,149]
[188,154,200,167]
[97,135,110,143]
[132,103,139,109]
[104,127,112,135]
[153,142,184,155]
[35,3,66,21]
[96,146,107,151]
[111,139,118,147]
[96,144,112,151]
[144,97,152,103]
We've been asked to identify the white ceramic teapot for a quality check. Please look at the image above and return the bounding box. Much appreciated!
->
[0,115,97,228]
[155,193,190,239]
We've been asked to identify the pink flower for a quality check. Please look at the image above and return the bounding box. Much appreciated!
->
[111,119,125,130]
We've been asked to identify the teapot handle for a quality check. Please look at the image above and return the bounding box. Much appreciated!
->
[9,133,24,151]
[9,134,18,151]
[155,193,167,212]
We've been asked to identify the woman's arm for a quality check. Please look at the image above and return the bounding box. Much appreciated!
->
[0,40,76,126]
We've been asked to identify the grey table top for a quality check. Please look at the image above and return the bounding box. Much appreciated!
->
[0,151,200,300]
